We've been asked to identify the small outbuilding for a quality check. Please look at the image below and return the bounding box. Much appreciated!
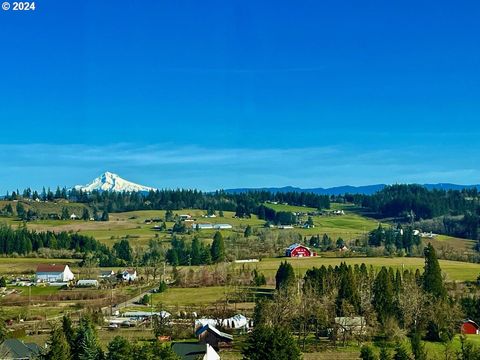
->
[461,320,480,335]
[77,279,99,287]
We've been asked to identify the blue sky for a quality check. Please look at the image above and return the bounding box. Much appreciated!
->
[1,0,479,192]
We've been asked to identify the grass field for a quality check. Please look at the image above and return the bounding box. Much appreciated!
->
[246,256,480,281]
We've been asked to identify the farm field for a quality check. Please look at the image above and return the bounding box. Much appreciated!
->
[246,256,480,281]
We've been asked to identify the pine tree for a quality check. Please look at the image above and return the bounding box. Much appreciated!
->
[379,347,392,360]
[72,317,102,360]
[373,267,395,324]
[423,243,446,299]
[210,231,225,263]
[275,261,295,291]
[190,237,202,265]
[42,326,70,360]
[411,330,428,360]
[106,336,131,360]
[393,344,410,360]
[82,208,90,221]
[244,225,252,237]
[61,207,70,220]
[360,345,378,360]
[242,326,301,360]
[62,315,75,350]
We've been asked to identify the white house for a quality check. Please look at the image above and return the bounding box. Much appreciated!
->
[36,264,75,283]
[70,213,79,220]
[121,269,137,282]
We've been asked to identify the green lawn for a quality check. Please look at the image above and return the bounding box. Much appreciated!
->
[152,286,230,307]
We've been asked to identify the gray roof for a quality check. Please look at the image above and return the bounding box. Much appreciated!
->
[0,339,40,359]
[195,324,233,341]
[171,342,207,360]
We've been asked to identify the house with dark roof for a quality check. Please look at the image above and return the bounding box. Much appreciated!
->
[195,323,233,350]
[35,264,74,283]
[0,339,41,359]
[171,342,219,360]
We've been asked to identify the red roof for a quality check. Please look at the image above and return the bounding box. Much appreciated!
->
[36,264,68,273]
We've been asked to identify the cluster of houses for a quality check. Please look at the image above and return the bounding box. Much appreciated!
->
[30,264,137,287]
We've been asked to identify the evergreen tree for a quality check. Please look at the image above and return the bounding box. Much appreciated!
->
[106,336,132,360]
[61,207,70,220]
[72,316,102,360]
[360,345,378,360]
[82,208,90,221]
[379,347,392,360]
[101,211,109,222]
[423,243,446,299]
[42,326,70,360]
[242,326,301,360]
[275,261,295,291]
[244,225,252,237]
[393,344,410,360]
[411,331,428,360]
[190,237,202,265]
[210,231,225,263]
[113,239,133,263]
[373,267,396,325]
[16,202,26,219]
[62,315,75,350]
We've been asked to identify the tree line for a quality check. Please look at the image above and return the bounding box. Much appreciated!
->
[250,244,480,358]
[2,187,330,219]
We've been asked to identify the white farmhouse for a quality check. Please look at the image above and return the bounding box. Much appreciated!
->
[36,264,75,283]
[121,269,137,282]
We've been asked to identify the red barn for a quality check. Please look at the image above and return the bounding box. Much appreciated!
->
[285,243,316,257]
[461,320,479,335]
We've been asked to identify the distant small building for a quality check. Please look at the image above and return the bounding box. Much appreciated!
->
[99,270,115,279]
[121,269,137,282]
[77,279,99,287]
[461,320,480,335]
[195,223,214,230]
[179,214,192,220]
[0,338,41,359]
[196,324,233,350]
[70,213,79,220]
[213,224,232,230]
[36,264,74,283]
[335,316,367,336]
[285,243,315,257]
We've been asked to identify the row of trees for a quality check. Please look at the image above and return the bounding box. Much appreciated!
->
[41,315,179,360]
[4,187,330,217]
[368,225,422,252]
[166,232,225,266]
[253,244,475,356]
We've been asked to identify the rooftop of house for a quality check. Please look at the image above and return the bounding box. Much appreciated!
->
[36,264,68,273]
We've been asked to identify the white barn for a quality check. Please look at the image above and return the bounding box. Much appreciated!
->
[36,264,75,283]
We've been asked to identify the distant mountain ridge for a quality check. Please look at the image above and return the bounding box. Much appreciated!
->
[224,183,480,195]
[74,172,156,193]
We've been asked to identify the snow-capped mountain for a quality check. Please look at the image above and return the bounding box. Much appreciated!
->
[74,172,157,193]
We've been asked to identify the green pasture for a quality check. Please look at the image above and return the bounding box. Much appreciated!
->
[248,256,480,281]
